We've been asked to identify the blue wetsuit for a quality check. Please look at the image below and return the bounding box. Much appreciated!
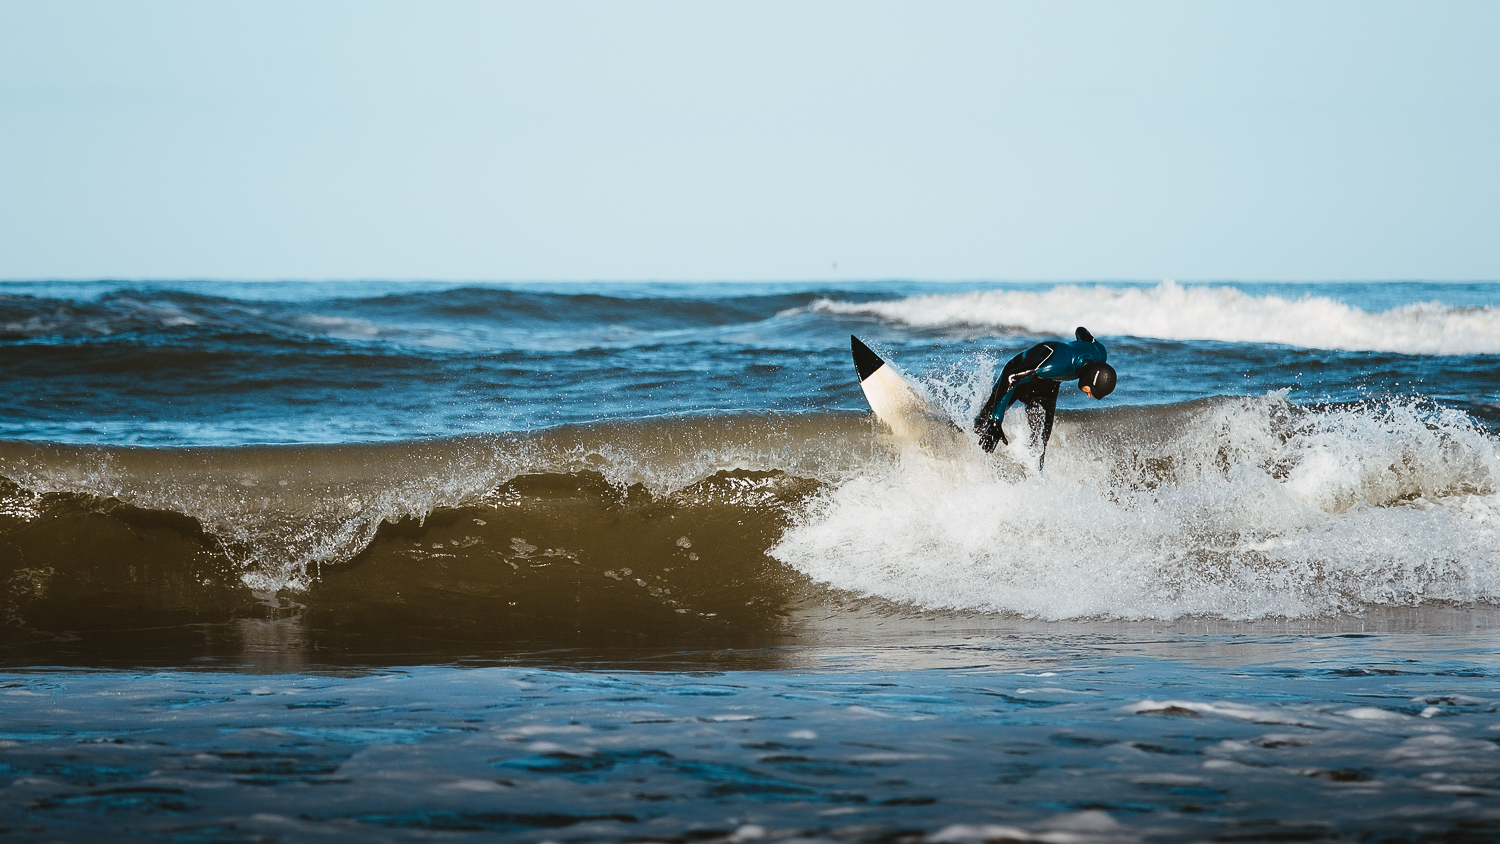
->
[974,326,1108,465]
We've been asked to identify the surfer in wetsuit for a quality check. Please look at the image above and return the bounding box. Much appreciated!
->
[974,326,1116,468]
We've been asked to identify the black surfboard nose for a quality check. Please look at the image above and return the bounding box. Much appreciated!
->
[851,335,884,382]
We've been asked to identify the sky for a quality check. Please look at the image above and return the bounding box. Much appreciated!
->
[1,1,1497,282]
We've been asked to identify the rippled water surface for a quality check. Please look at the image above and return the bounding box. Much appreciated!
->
[6,625,1500,842]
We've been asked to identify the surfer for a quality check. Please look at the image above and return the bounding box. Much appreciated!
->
[974,326,1115,467]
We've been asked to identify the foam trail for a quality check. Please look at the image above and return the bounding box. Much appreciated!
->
[773,393,1500,620]
[808,281,1500,355]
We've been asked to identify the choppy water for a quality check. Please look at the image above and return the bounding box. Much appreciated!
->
[3,279,1499,841]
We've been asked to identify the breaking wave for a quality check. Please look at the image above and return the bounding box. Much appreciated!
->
[0,415,872,597]
[774,393,1500,620]
[3,396,1500,627]
[807,281,1500,355]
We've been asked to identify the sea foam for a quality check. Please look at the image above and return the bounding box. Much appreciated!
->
[807,281,1500,355]
[772,393,1500,620]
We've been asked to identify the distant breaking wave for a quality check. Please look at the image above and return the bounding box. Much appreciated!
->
[807,281,1500,355]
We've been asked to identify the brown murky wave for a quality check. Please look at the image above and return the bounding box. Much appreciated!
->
[0,415,882,663]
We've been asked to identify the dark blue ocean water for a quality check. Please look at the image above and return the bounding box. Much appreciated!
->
[3,280,1500,841]
[3,280,1496,445]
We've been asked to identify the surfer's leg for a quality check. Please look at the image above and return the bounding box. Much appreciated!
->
[1025,402,1047,446]
[1026,383,1060,469]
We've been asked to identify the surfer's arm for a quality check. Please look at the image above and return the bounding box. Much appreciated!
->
[974,376,1014,452]
[974,369,1032,431]
[975,383,1026,452]
[974,367,1042,453]
[976,345,1047,426]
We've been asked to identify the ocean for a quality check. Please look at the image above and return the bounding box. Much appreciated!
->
[2,279,1499,842]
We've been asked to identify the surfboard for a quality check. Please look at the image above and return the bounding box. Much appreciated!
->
[851,336,936,440]
[850,336,1021,474]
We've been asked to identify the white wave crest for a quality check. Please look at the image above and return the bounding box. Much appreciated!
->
[772,393,1500,620]
[808,282,1500,355]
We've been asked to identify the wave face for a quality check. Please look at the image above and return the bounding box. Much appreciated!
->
[0,415,871,592]
[0,414,879,654]
[808,281,1500,354]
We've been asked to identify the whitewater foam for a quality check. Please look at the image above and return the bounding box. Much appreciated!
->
[808,281,1500,355]
[772,393,1500,620]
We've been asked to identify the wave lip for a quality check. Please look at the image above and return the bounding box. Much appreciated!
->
[0,414,874,596]
[808,281,1500,355]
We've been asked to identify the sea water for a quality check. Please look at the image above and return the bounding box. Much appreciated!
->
[2,280,1499,841]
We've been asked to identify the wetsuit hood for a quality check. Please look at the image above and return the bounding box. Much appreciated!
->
[1079,361,1116,398]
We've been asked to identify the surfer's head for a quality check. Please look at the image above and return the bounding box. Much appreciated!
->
[1078,361,1116,399]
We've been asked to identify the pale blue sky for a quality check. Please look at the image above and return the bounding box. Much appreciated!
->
[1,1,1496,281]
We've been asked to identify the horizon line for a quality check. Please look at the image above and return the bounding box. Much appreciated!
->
[3,277,1499,285]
